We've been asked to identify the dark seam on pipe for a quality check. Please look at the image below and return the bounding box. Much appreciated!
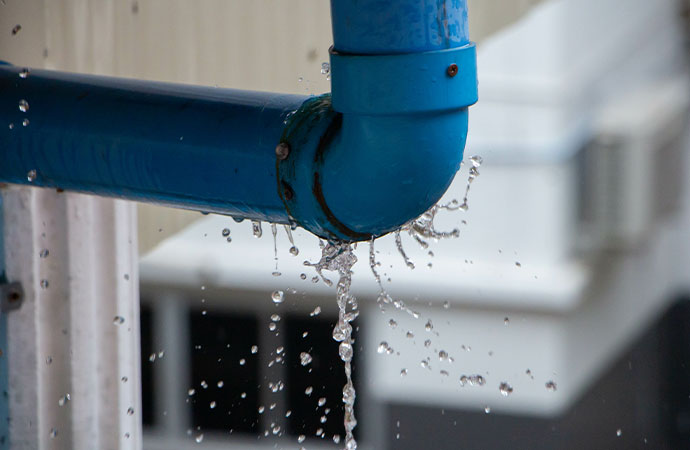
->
[311,113,372,241]
[313,113,342,165]
[276,103,315,221]
[313,172,372,242]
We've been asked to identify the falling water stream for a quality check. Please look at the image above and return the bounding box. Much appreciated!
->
[210,156,484,449]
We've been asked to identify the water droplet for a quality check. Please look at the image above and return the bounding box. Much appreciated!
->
[127,407,134,416]
[321,62,330,75]
[239,358,246,366]
[195,433,204,443]
[8,123,14,130]
[400,368,408,377]
[377,342,391,354]
[40,279,49,289]
[269,322,277,331]
[217,380,224,388]
[339,342,353,361]
[22,118,29,127]
[251,345,258,354]
[309,306,321,317]
[113,316,125,326]
[318,397,327,407]
[276,346,284,354]
[240,392,246,398]
[443,301,450,309]
[271,314,281,322]
[298,434,306,443]
[18,99,29,112]
[424,339,431,348]
[470,155,484,167]
[271,290,284,304]
[545,380,557,392]
[484,406,491,414]
[27,170,37,182]
[425,319,433,332]
[209,401,216,409]
[616,429,622,437]
[11,24,21,35]
[515,261,522,268]
[39,248,49,258]
[188,388,196,396]
[504,317,510,325]
[58,393,70,406]
[389,319,397,329]
[463,374,485,386]
[18,67,30,79]
[148,353,156,362]
[49,428,58,438]
[300,273,307,280]
[438,350,449,362]
[334,435,341,444]
[258,405,265,414]
[305,386,313,396]
[289,246,299,256]
[200,380,208,389]
[499,382,513,396]
[285,410,292,417]
[298,76,304,82]
[251,220,263,238]
[420,359,430,369]
[221,228,230,237]
[300,352,312,366]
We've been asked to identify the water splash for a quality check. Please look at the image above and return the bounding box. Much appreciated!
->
[283,225,299,256]
[368,239,420,318]
[304,242,359,449]
[458,155,483,211]
[271,223,280,276]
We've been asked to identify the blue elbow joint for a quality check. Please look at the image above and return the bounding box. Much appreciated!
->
[277,43,478,242]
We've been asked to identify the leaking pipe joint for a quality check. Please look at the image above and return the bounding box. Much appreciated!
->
[277,0,477,241]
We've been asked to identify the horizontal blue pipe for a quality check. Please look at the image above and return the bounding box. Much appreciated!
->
[0,65,306,223]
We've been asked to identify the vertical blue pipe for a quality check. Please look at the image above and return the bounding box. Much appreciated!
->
[330,0,469,54]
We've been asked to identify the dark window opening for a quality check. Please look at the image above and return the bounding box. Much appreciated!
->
[189,310,260,434]
[140,303,155,427]
[285,315,359,441]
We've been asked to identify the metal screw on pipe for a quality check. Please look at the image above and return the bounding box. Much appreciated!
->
[447,63,459,77]
[275,142,290,160]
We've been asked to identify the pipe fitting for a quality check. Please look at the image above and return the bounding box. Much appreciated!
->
[277,44,477,242]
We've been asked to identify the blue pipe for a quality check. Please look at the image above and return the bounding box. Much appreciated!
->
[0,0,476,242]
[277,0,476,240]
[0,66,306,223]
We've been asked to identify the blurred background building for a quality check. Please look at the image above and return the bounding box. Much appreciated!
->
[2,0,690,449]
